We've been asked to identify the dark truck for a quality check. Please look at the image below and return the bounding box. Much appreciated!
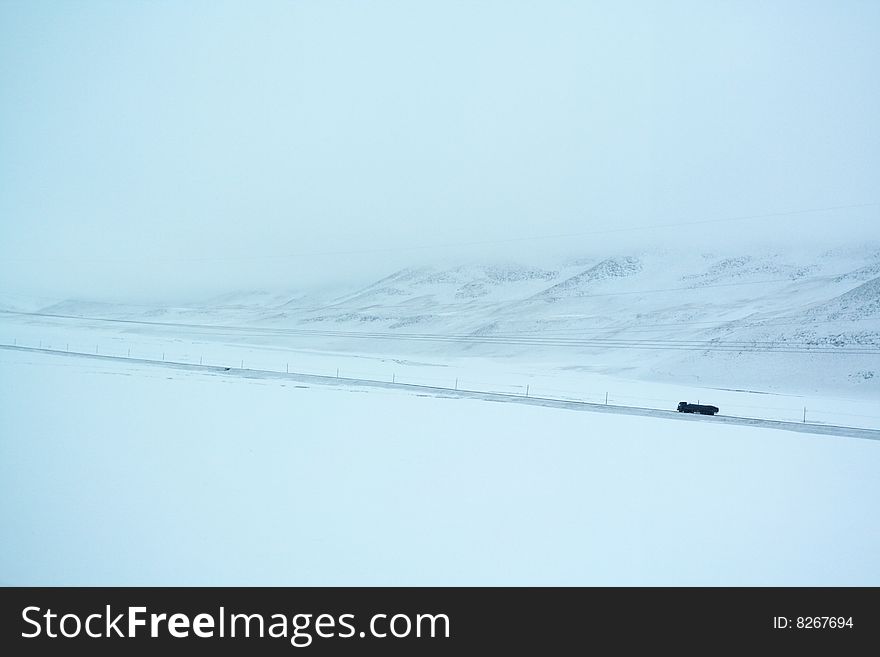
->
[677,401,719,415]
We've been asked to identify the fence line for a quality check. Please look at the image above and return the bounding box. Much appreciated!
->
[4,338,880,431]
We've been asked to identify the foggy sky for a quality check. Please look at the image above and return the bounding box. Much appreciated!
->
[1,0,878,302]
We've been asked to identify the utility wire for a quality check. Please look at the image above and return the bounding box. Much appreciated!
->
[3,310,878,354]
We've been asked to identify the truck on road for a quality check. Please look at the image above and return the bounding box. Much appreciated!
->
[677,401,719,415]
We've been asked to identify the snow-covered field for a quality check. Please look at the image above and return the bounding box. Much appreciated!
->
[2,348,879,585]
[3,244,879,404]
[0,245,880,428]
[2,245,879,585]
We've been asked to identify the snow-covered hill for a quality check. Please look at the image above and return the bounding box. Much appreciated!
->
[4,244,880,397]
[207,245,880,395]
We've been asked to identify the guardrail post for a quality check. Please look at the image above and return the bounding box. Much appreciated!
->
[605,392,608,405]
[525,384,529,397]
[455,378,458,390]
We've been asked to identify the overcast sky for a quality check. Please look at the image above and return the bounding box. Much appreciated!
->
[1,0,878,302]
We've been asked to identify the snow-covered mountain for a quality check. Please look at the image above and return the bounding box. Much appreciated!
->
[5,244,880,396]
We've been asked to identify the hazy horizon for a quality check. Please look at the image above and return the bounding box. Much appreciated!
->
[1,236,877,309]
[2,1,878,302]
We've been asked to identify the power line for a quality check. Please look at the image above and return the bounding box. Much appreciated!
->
[4,307,877,342]
[230,328,880,354]
[3,310,878,354]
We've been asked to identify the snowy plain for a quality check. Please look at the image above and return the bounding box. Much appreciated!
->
[2,245,880,585]
[3,244,880,431]
[1,349,879,586]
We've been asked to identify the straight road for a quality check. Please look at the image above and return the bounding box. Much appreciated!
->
[2,343,878,442]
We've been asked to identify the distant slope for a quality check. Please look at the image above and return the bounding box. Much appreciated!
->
[8,244,880,396]
[536,257,642,300]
